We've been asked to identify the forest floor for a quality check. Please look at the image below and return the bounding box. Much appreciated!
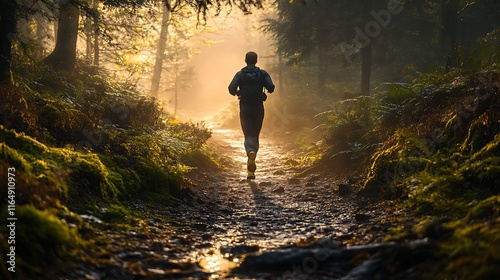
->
[65,129,433,280]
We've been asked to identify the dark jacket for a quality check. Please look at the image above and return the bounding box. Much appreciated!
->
[228,65,275,104]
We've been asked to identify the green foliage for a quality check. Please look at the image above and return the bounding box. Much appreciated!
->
[466,196,500,221]
[0,205,79,275]
[0,58,219,277]
[0,125,120,204]
[2,62,169,145]
[361,69,499,215]
[319,96,378,146]
[358,69,500,279]
[430,196,500,279]
[135,157,182,201]
[0,59,218,205]
[69,154,120,202]
[0,84,38,137]
[99,204,130,223]
[317,67,469,158]
[164,120,212,148]
[315,76,440,173]
[448,27,500,71]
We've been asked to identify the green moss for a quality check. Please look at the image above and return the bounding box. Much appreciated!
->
[0,126,123,206]
[115,168,141,195]
[179,148,219,172]
[466,196,500,220]
[39,103,61,124]
[461,113,496,154]
[363,130,432,195]
[364,125,499,216]
[68,154,119,202]
[0,126,48,156]
[363,139,400,194]
[470,133,500,161]
[382,83,420,105]
[107,170,125,194]
[0,205,78,271]
[0,143,31,173]
[135,157,181,202]
[97,154,146,198]
[100,204,129,223]
[434,197,500,279]
[0,60,224,277]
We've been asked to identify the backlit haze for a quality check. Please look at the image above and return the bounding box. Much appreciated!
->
[160,10,275,122]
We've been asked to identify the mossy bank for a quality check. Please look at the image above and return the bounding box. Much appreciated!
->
[0,63,216,278]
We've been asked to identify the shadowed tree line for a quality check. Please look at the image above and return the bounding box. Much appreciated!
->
[263,0,499,95]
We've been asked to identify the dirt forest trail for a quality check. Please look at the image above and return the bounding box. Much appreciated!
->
[170,128,415,279]
[70,128,430,280]
[202,128,369,248]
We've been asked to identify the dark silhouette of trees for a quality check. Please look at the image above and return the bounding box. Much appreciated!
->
[0,0,265,80]
[263,1,338,90]
[263,0,499,96]
[151,3,172,98]
[0,0,18,83]
[263,0,388,95]
[1,0,496,88]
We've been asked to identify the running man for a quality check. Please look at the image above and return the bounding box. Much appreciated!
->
[228,51,275,179]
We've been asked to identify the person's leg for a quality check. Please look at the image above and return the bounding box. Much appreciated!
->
[251,104,264,155]
[240,105,257,155]
[240,103,264,155]
[240,103,264,179]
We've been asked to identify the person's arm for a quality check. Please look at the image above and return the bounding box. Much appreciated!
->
[262,70,275,93]
[228,72,240,96]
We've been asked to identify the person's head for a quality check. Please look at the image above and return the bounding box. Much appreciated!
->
[245,51,258,65]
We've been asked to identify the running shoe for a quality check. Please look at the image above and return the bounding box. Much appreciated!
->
[247,151,256,172]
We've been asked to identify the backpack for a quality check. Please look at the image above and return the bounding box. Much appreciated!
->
[238,68,267,103]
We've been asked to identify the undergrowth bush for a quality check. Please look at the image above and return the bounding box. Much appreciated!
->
[0,126,119,205]
[316,63,499,279]
[360,69,499,216]
[0,61,217,278]
[0,61,215,207]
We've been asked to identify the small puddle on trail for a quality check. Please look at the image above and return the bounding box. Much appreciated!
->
[198,248,241,279]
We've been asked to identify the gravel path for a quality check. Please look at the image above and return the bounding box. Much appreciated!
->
[67,129,419,280]
[175,129,400,279]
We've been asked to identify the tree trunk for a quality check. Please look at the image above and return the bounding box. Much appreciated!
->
[85,12,92,62]
[92,0,99,66]
[360,41,372,95]
[44,0,80,71]
[278,50,284,95]
[360,0,373,95]
[93,24,99,65]
[317,44,328,89]
[0,1,17,84]
[316,10,329,90]
[85,0,99,65]
[440,0,459,68]
[35,12,49,59]
[150,2,171,98]
[174,57,178,117]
